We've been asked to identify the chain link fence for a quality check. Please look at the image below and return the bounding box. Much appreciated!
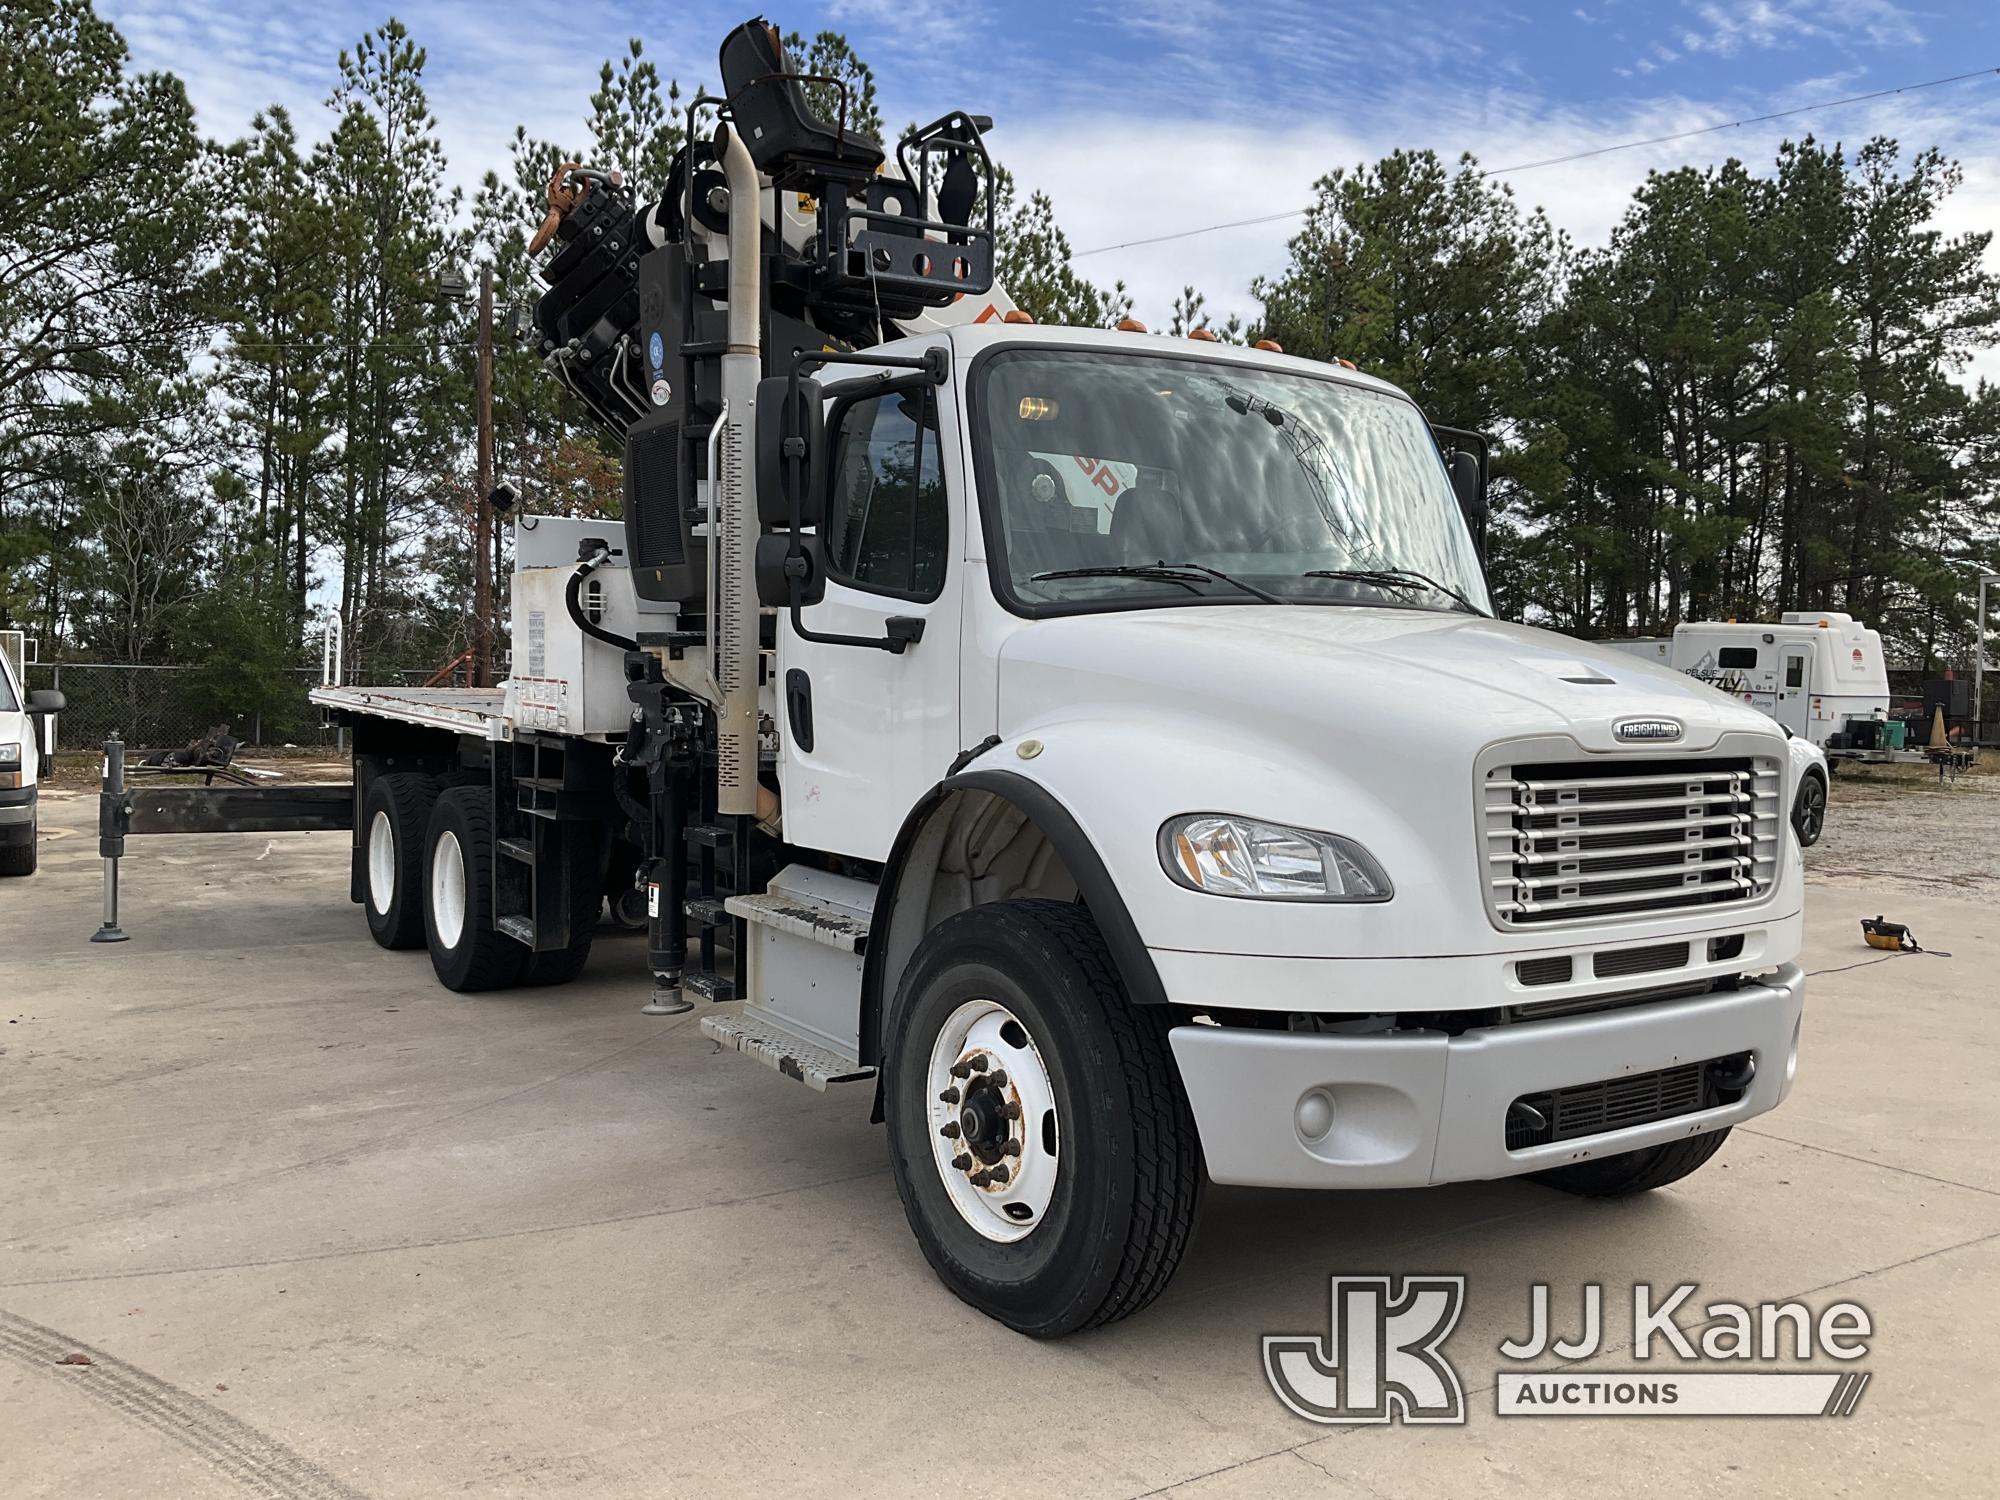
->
[23,663,451,760]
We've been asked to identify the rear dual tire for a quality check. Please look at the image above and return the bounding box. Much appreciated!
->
[423,787,527,992]
[363,773,437,949]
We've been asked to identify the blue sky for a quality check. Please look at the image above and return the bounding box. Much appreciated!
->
[104,0,2000,369]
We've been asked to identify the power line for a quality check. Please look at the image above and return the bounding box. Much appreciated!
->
[1070,65,2000,259]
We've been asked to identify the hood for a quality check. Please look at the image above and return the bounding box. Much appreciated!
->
[997,605,1781,760]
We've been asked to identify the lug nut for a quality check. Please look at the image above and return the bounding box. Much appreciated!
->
[952,1154,972,1171]
[938,1086,961,1104]
[1001,1100,1020,1120]
[939,1122,961,1140]
[987,1164,1011,1185]
[1001,1139,1021,1157]
[968,1053,990,1072]
[969,1168,992,1187]
[950,1060,972,1079]
[987,1069,1008,1088]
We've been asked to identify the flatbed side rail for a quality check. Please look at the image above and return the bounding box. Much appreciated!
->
[91,736,353,944]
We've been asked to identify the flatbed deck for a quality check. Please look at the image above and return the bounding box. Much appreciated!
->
[310,684,508,738]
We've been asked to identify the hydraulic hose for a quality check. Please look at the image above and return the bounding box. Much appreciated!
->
[565,552,640,652]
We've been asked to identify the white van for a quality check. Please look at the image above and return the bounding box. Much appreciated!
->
[0,643,62,876]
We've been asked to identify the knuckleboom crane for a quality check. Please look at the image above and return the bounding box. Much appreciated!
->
[524,17,1002,1013]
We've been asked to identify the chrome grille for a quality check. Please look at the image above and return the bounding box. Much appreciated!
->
[1484,756,1781,927]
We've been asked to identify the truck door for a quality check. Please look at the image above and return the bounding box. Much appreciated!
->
[1776,646,1811,736]
[775,379,964,861]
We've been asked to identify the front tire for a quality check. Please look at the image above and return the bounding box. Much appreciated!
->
[0,816,35,877]
[1530,1129,1731,1197]
[424,787,526,993]
[1793,772,1826,848]
[362,773,437,949]
[883,900,1202,1337]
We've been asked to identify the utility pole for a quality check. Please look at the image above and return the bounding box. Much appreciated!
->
[1977,572,1998,750]
[474,265,495,689]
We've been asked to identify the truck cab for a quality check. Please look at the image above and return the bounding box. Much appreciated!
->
[0,642,60,877]
[766,319,1803,1199]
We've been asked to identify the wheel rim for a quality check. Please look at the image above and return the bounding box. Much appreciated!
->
[366,809,396,913]
[1799,782,1824,843]
[431,830,467,948]
[926,999,1060,1244]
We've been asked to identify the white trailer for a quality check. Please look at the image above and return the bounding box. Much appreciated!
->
[1604,613,1914,764]
[103,18,1809,1336]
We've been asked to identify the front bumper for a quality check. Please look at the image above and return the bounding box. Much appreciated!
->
[1170,964,1803,1188]
[0,784,35,833]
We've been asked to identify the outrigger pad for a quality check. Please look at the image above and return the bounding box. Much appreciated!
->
[719,17,885,185]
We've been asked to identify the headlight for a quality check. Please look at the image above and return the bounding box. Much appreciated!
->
[1158,814,1392,902]
[0,742,20,769]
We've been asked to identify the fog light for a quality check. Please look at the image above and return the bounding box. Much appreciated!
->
[1295,1088,1336,1144]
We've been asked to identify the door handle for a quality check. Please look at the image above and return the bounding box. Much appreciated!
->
[786,669,814,753]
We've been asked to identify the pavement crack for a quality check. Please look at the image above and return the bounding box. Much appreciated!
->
[1738,1125,2000,1200]
[0,1021,693,1250]
[0,1166,891,1289]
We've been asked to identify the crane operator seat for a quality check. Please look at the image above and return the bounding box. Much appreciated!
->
[719,19,886,186]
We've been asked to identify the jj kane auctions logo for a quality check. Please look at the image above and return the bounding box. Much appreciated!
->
[1264,1277,1873,1423]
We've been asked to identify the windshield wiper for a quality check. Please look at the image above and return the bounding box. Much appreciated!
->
[1028,561,1290,604]
[1302,567,1485,616]
[1030,564,1208,595]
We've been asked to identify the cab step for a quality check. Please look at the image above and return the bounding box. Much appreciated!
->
[725,889,870,953]
[699,1007,876,1091]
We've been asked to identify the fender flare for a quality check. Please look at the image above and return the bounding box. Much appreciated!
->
[859,767,1168,1068]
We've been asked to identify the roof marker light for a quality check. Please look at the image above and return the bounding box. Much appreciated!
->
[1187,328,1218,342]
[1002,309,1034,324]
[1254,338,1283,352]
[1117,317,1148,333]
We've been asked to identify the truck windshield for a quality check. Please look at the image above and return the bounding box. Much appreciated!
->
[974,348,1491,615]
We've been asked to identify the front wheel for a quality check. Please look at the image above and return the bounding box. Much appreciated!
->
[883,900,1202,1337]
[0,815,35,877]
[1530,1129,1732,1197]
[1793,772,1826,848]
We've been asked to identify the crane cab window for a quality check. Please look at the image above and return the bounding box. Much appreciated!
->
[1718,647,1759,669]
[822,390,948,601]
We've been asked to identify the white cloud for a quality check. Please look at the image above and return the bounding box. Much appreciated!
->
[99,0,2000,386]
[1678,0,1924,58]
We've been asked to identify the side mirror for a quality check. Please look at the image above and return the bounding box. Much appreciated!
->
[1448,449,1483,518]
[756,375,824,528]
[1447,447,1487,560]
[26,689,64,714]
[756,532,827,609]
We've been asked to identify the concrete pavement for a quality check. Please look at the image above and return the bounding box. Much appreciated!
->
[1,783,1994,1497]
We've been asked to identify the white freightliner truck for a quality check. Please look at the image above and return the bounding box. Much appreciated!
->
[265,20,1805,1336]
